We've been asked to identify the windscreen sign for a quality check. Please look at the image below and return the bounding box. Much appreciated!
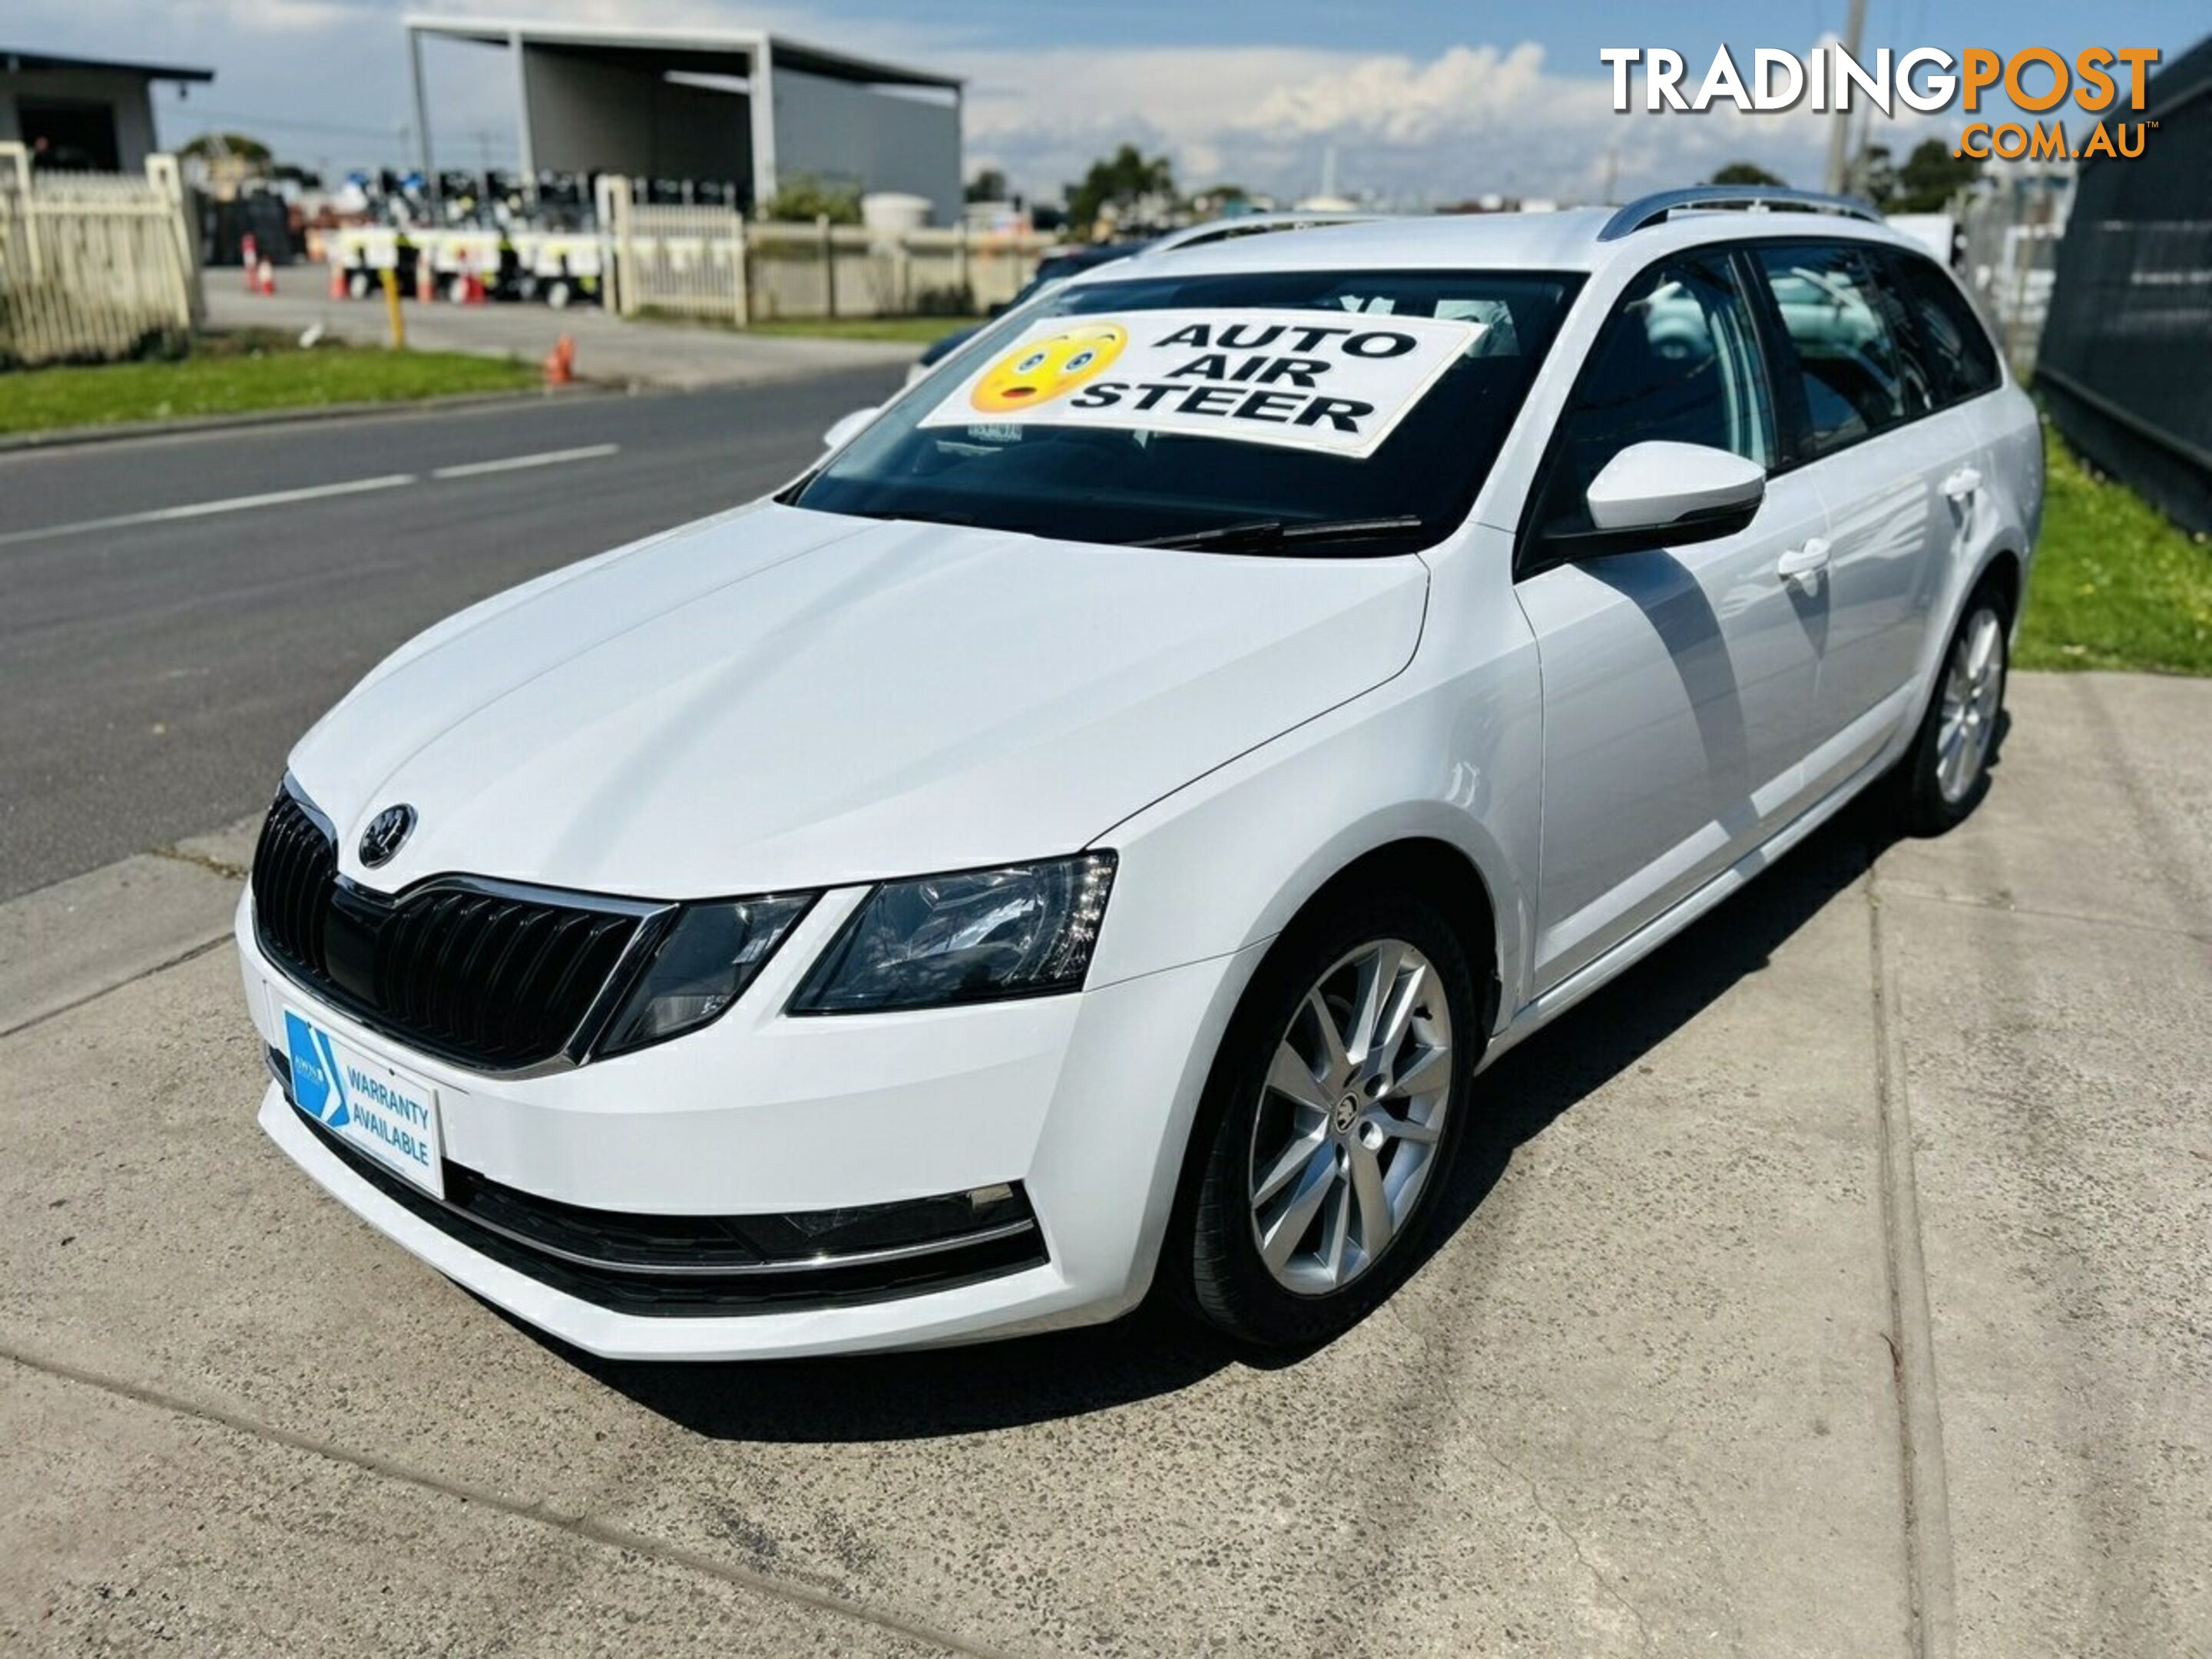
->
[919,309,1485,458]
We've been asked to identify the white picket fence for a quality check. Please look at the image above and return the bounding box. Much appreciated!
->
[599,184,750,323]
[598,177,1055,324]
[0,145,200,367]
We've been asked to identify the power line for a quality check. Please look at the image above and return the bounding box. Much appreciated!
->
[157,106,402,140]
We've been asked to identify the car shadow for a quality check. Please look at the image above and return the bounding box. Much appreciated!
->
[1412,791,1891,1277]
[546,722,2006,1443]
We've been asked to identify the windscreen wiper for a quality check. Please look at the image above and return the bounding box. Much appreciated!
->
[1134,515,1429,552]
[853,507,979,528]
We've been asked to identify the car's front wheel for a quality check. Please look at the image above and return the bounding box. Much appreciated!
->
[1899,583,2011,834]
[1173,887,1479,1350]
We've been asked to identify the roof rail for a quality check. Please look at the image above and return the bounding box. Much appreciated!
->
[1597,186,1883,242]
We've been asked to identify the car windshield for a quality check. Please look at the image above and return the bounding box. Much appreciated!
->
[792,268,1581,553]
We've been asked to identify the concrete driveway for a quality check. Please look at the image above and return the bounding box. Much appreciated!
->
[2,671,2205,1657]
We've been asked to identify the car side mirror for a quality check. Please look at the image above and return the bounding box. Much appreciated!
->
[1573,440,1766,552]
[820,406,881,451]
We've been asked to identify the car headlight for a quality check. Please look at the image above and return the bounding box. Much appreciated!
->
[791,853,1116,1015]
[595,895,816,1057]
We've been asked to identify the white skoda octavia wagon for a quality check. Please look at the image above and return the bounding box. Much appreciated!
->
[239,190,2040,1359]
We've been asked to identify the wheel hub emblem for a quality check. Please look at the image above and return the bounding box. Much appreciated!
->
[359,803,417,868]
[1333,1094,1360,1133]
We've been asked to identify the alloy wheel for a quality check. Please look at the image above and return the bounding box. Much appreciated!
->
[1937,606,2005,803]
[1246,939,1454,1295]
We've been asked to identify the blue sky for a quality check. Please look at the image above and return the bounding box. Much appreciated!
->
[12,0,2203,201]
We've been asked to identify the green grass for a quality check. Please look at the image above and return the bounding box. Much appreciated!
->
[0,332,538,437]
[2016,426,2212,675]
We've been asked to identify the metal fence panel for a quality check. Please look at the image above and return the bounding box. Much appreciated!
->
[1956,192,2061,375]
[2035,37,2212,531]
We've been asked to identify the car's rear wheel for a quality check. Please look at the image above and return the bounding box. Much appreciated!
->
[1899,584,2010,834]
[1174,888,1479,1349]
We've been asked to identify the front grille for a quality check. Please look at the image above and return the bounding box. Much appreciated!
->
[253,787,337,979]
[252,787,660,1071]
[272,1048,1048,1317]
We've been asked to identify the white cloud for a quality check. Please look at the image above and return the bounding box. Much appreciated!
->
[13,0,1985,202]
[954,37,1967,204]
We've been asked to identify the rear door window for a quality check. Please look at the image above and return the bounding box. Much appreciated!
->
[1753,243,1933,457]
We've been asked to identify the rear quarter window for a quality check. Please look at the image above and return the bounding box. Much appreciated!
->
[1882,250,2004,405]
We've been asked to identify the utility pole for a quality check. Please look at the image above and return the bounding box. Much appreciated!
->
[1823,0,1868,194]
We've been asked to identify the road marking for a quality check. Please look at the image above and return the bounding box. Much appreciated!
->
[0,445,620,549]
[432,442,620,479]
[0,473,418,549]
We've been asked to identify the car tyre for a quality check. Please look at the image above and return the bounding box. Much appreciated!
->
[1171,886,1480,1351]
[1897,580,2011,836]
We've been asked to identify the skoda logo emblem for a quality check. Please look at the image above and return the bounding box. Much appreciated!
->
[359,804,417,869]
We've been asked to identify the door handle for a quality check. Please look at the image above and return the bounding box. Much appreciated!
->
[1777,538,1830,585]
[1942,465,1982,501]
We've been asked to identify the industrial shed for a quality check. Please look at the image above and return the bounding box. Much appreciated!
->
[402,15,964,226]
[0,47,211,173]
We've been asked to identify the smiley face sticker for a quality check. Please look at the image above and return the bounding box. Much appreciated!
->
[969,323,1130,413]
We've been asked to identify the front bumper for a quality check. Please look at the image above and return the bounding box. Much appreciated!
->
[237,888,1258,1360]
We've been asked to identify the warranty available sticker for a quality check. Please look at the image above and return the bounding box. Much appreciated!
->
[921,307,1485,459]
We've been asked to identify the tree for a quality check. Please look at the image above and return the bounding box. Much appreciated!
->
[1853,144,1897,209]
[1889,137,1979,213]
[1709,161,1785,187]
[761,174,862,224]
[180,131,273,168]
[965,167,1008,204]
[1065,144,1175,237]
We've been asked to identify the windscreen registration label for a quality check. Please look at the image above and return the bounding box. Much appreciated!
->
[919,307,1485,459]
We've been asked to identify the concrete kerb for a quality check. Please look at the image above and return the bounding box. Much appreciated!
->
[0,816,259,1039]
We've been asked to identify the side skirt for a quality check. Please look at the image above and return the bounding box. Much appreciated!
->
[1479,737,1899,1071]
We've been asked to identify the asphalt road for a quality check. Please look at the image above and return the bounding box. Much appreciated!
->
[0,370,903,900]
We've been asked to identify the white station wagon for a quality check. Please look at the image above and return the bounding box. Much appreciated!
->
[240,188,2040,1359]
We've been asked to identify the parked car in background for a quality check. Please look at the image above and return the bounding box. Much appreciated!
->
[909,213,1380,385]
[241,187,2038,1361]
[909,242,1151,384]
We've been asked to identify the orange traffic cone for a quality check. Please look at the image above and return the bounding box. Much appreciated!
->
[241,234,259,291]
[257,258,276,296]
[417,259,436,304]
[543,334,576,387]
[328,258,347,301]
